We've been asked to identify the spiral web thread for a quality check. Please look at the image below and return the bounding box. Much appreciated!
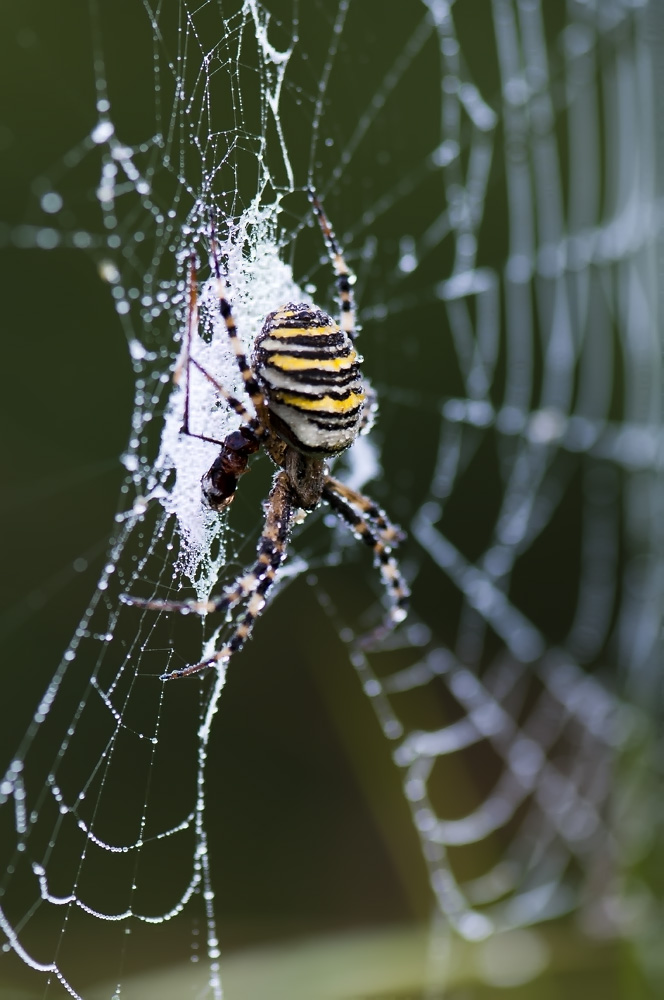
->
[1,1,662,997]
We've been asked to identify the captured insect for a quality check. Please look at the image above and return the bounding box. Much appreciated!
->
[123,191,409,678]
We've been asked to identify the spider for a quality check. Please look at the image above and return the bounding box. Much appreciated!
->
[123,191,409,679]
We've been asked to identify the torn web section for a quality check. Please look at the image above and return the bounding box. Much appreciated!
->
[152,199,305,601]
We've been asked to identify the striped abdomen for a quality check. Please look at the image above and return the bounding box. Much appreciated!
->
[253,303,365,456]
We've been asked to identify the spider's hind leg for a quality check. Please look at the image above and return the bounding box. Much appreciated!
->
[121,421,261,615]
[322,477,409,635]
[161,470,297,679]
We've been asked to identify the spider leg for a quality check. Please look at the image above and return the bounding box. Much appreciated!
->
[161,471,296,680]
[189,357,264,436]
[122,468,292,615]
[308,189,357,340]
[173,253,198,401]
[323,476,406,547]
[179,256,263,439]
[120,547,266,616]
[209,234,266,415]
[357,379,378,437]
[322,479,409,629]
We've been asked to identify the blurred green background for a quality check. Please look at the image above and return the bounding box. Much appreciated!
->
[1,2,662,998]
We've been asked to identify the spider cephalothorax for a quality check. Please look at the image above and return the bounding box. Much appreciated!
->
[123,192,409,678]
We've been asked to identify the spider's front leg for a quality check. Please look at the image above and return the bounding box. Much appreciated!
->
[309,188,357,340]
[178,248,269,507]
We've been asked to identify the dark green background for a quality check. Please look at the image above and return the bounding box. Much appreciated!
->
[0,2,659,998]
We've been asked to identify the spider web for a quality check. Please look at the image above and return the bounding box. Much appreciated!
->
[1,0,663,997]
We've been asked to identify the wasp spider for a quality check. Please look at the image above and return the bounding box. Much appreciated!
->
[123,191,409,679]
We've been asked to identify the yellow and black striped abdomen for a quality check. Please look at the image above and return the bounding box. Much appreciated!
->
[253,303,365,456]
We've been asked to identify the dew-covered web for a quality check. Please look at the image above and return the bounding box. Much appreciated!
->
[1,1,663,997]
